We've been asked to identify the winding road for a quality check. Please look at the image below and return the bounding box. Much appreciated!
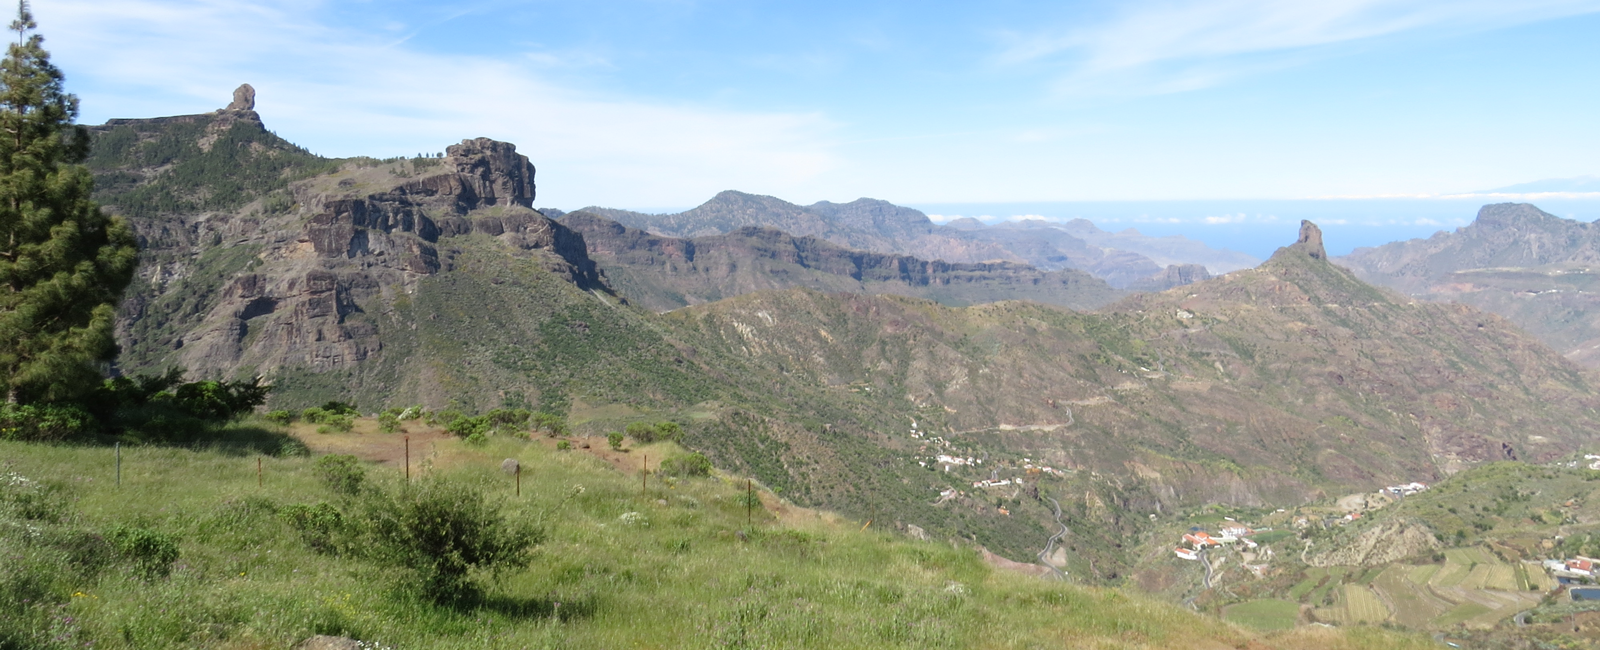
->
[1036,495,1069,580]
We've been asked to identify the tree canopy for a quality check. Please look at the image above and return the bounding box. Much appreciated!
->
[0,1,137,403]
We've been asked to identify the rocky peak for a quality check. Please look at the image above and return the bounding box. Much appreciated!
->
[1470,203,1569,234]
[1271,220,1327,262]
[227,84,256,111]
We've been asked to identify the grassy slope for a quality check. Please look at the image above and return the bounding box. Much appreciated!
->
[0,432,1435,650]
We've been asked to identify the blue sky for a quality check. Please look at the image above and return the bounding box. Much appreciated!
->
[36,0,1600,246]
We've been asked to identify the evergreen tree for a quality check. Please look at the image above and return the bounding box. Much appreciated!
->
[0,2,137,404]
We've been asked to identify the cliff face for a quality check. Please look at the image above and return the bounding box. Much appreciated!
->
[561,211,1122,312]
[92,91,601,382]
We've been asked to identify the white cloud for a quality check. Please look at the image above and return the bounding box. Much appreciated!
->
[38,0,840,208]
[998,0,1600,96]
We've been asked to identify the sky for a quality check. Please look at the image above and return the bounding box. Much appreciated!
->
[35,0,1600,251]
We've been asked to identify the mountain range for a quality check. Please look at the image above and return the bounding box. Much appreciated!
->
[1339,202,1600,367]
[84,90,1600,576]
[576,191,1254,290]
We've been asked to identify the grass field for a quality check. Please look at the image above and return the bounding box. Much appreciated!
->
[1224,599,1300,631]
[1434,602,1492,627]
[0,428,1439,650]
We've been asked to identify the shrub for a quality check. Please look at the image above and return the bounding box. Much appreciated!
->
[556,440,571,451]
[279,502,346,554]
[607,431,624,451]
[625,421,683,444]
[319,401,359,416]
[314,455,366,495]
[532,412,569,437]
[301,407,329,423]
[660,452,713,478]
[263,410,293,425]
[398,405,425,421]
[363,475,542,603]
[625,421,655,443]
[315,414,354,434]
[428,409,463,427]
[0,403,93,442]
[485,408,531,434]
[446,415,490,438]
[378,411,402,433]
[105,525,180,578]
[464,432,487,446]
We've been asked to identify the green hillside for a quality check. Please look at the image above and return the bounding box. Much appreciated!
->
[0,429,1434,650]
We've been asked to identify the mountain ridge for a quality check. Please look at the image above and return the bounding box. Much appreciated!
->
[580,190,1234,290]
[560,210,1122,312]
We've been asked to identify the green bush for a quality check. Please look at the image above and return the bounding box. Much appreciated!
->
[660,452,714,478]
[625,421,683,444]
[532,412,569,437]
[0,403,93,442]
[363,475,542,603]
[485,408,531,434]
[446,414,490,438]
[95,369,271,440]
[556,440,571,451]
[280,501,347,554]
[314,455,366,495]
[315,414,354,434]
[319,401,359,416]
[105,525,180,578]
[263,409,293,425]
[607,431,624,450]
[378,411,402,433]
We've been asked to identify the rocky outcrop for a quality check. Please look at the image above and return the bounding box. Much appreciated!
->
[1126,263,1213,293]
[1307,520,1441,567]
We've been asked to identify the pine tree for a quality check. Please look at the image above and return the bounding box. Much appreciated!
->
[0,1,137,404]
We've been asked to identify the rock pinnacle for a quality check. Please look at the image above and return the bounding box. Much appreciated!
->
[227,84,256,111]
[1293,220,1326,260]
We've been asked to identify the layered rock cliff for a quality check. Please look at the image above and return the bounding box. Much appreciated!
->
[561,211,1121,312]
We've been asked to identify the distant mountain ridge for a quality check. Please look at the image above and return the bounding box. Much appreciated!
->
[1338,203,1600,366]
[560,211,1122,312]
[579,191,1243,290]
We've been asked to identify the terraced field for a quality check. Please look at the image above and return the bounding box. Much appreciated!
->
[1289,546,1549,630]
[1313,585,1390,624]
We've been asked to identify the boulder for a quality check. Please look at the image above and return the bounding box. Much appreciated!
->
[501,458,520,475]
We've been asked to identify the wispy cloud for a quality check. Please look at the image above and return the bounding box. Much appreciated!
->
[38,0,839,207]
[997,0,1600,96]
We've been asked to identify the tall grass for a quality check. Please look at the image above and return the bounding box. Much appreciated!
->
[0,429,1434,649]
